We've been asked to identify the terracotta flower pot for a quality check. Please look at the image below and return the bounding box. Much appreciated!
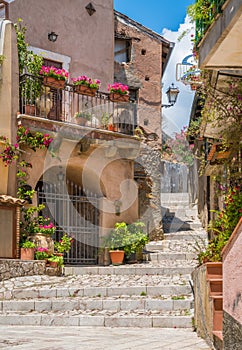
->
[43,76,65,89]
[109,93,129,103]
[49,261,58,268]
[24,104,38,116]
[20,248,35,261]
[109,250,124,265]
[74,85,97,97]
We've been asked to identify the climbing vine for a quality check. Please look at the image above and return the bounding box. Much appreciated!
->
[0,126,53,200]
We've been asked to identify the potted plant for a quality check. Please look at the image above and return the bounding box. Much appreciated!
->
[108,82,129,103]
[103,221,148,265]
[74,111,92,126]
[54,233,73,255]
[72,75,100,96]
[20,204,55,254]
[20,240,35,260]
[47,254,64,268]
[35,247,49,260]
[40,65,69,89]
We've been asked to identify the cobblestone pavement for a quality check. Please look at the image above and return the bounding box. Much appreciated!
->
[0,326,211,350]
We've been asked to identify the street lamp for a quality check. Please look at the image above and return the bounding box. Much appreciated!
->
[162,83,180,108]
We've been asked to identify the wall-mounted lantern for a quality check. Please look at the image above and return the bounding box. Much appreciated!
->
[48,31,58,42]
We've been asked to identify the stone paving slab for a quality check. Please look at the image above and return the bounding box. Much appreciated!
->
[0,313,193,328]
[0,284,193,300]
[0,297,193,312]
[0,325,211,349]
[64,265,195,275]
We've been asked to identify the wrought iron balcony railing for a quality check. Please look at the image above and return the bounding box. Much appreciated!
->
[195,0,226,46]
[19,74,137,136]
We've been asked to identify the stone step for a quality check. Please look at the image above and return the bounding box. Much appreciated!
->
[163,231,207,241]
[163,221,202,232]
[146,240,204,254]
[0,312,193,328]
[149,252,197,263]
[64,265,195,276]
[0,297,193,313]
[3,284,192,300]
[161,193,190,202]
[163,209,198,219]
[162,203,190,209]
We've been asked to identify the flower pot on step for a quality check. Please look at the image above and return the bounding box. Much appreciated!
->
[109,250,124,265]
[20,247,35,260]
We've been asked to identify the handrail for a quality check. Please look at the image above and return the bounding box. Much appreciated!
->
[19,74,137,136]
[195,0,226,46]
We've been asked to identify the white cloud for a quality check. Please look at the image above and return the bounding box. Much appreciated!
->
[162,16,195,137]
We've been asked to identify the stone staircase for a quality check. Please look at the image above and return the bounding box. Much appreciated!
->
[0,192,208,329]
[161,192,202,233]
[0,263,195,328]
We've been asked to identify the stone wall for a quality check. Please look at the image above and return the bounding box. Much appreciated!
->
[160,161,189,193]
[223,310,242,350]
[0,259,45,281]
[114,12,167,140]
[136,145,163,240]
[192,264,214,348]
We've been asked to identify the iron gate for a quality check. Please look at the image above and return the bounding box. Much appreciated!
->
[36,179,99,265]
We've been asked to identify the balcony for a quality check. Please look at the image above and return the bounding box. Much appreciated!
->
[196,0,242,69]
[19,74,137,136]
[195,0,226,45]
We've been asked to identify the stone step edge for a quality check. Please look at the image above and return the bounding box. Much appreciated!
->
[1,298,193,313]
[64,266,195,276]
[1,284,193,299]
[0,314,193,328]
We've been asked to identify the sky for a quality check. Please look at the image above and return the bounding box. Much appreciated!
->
[114,0,196,137]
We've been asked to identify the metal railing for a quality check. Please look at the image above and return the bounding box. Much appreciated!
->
[195,0,226,46]
[19,74,137,136]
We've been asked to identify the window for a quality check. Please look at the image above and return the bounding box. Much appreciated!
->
[114,39,131,63]
[128,88,139,102]
[43,59,62,69]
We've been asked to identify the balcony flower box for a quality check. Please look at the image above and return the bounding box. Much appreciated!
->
[72,75,100,97]
[40,66,69,90]
[74,84,97,97]
[43,76,65,89]
[109,92,129,103]
[108,82,129,103]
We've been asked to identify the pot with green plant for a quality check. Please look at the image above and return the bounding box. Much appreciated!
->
[20,204,55,254]
[74,111,92,126]
[108,82,129,103]
[40,65,69,89]
[54,233,73,256]
[72,75,100,96]
[20,240,35,260]
[35,247,49,260]
[103,221,149,265]
[47,254,64,268]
